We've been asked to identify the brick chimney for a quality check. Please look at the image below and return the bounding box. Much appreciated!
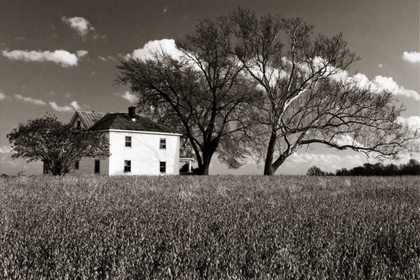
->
[128,106,136,119]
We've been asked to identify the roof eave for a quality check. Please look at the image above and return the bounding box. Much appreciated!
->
[94,129,182,136]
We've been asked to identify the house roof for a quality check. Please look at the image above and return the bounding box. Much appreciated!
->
[89,113,179,134]
[73,111,107,129]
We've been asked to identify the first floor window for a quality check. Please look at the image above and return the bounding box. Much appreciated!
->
[75,161,79,170]
[160,161,166,173]
[43,160,49,174]
[124,160,131,172]
[94,160,100,174]
[125,136,132,147]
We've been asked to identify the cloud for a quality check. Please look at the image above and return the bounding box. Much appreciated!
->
[333,135,363,147]
[127,39,183,61]
[65,92,73,98]
[116,91,137,103]
[402,51,420,63]
[286,152,366,173]
[378,64,383,68]
[49,101,82,112]
[397,116,420,130]
[15,94,46,105]
[76,50,88,57]
[371,76,419,100]
[0,145,12,154]
[0,145,13,164]
[46,91,56,96]
[2,49,80,67]
[61,16,94,38]
[163,6,168,13]
[98,55,116,62]
[307,56,420,100]
[0,90,7,101]
[331,71,419,100]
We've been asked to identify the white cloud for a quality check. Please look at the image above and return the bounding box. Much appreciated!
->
[76,50,88,57]
[15,94,46,105]
[286,152,366,173]
[372,76,420,100]
[378,64,383,68]
[2,49,80,67]
[65,92,73,98]
[46,91,56,96]
[49,101,82,112]
[402,51,420,63]
[0,145,13,163]
[331,71,419,100]
[98,55,116,62]
[163,6,168,13]
[397,116,420,130]
[117,91,137,103]
[0,90,6,101]
[70,101,81,110]
[127,39,183,61]
[0,145,12,154]
[308,56,420,100]
[333,135,363,147]
[61,16,94,38]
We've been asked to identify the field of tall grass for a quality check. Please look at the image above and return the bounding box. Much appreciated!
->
[1,175,419,279]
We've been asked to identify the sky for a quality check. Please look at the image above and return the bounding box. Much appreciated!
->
[0,0,419,175]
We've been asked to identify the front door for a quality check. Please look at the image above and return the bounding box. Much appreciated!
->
[94,160,100,174]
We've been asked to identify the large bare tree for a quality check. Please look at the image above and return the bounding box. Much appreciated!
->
[231,8,419,175]
[117,17,255,175]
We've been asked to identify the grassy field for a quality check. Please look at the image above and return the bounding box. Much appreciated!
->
[1,175,419,279]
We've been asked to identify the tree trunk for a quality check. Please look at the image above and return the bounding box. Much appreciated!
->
[196,139,219,175]
[263,131,277,175]
[271,154,287,175]
[199,149,214,175]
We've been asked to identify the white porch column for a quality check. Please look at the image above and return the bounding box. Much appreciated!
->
[188,160,192,173]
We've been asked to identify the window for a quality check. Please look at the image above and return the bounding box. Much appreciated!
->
[75,161,79,170]
[76,121,81,128]
[160,138,166,149]
[160,161,166,173]
[124,160,131,172]
[43,160,49,174]
[125,136,132,147]
[94,160,100,174]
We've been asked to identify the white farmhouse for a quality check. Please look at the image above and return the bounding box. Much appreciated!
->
[60,106,189,175]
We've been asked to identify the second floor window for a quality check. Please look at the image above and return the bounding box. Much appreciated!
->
[160,138,166,149]
[125,136,132,147]
[75,161,79,170]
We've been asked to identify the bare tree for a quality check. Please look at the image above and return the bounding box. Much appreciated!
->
[116,17,256,175]
[231,8,419,175]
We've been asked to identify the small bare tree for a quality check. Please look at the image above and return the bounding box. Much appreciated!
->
[231,8,419,175]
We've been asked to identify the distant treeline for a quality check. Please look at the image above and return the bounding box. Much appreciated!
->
[307,159,420,176]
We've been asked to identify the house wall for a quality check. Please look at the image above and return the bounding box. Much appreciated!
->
[108,130,180,175]
[67,132,110,175]
[68,158,110,175]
